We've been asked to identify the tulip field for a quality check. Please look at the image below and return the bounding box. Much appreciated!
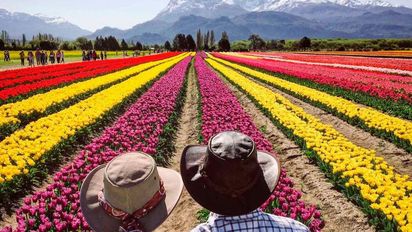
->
[0,50,411,232]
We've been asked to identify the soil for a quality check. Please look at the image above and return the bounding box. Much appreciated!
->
[218,73,375,232]
[156,61,202,232]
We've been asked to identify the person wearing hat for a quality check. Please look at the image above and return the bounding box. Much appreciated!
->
[80,152,183,232]
[181,131,310,232]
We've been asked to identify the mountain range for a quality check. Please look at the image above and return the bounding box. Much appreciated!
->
[0,9,91,40]
[2,0,412,44]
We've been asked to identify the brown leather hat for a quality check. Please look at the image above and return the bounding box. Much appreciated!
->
[180,131,281,216]
[80,152,183,232]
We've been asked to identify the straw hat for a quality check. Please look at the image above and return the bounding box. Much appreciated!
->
[180,131,281,216]
[80,152,183,232]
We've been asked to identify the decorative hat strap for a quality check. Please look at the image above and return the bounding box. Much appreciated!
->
[98,180,166,232]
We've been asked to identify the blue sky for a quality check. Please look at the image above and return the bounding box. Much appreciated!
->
[0,0,170,31]
[1,0,411,31]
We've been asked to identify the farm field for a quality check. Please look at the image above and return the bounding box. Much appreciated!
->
[0,51,411,232]
[298,50,412,59]
[0,50,150,70]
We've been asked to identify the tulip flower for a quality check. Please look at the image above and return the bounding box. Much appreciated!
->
[194,54,324,231]
[2,57,191,231]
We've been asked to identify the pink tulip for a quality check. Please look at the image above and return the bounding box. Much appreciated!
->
[194,54,324,231]
[3,57,191,231]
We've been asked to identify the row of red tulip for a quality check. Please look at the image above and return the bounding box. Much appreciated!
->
[0,53,180,101]
[248,52,412,72]
[214,53,412,103]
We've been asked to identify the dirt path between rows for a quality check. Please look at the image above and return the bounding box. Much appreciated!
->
[244,75,412,179]
[156,61,202,232]
[218,74,374,232]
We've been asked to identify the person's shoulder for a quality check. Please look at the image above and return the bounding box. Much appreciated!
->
[191,223,211,232]
[261,212,310,231]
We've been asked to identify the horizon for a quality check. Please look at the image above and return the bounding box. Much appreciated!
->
[1,0,412,32]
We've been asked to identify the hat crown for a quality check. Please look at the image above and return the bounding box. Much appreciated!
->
[106,154,153,187]
[210,131,254,160]
[103,153,160,214]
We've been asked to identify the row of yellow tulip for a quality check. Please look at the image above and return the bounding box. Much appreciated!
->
[209,56,412,150]
[0,53,188,184]
[0,54,186,129]
[206,57,412,231]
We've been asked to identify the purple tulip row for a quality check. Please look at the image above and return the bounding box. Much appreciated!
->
[194,54,324,231]
[1,57,192,232]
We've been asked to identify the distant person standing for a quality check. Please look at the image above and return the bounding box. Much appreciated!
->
[5,50,11,61]
[61,51,65,63]
[28,51,34,67]
[19,50,25,66]
[3,50,7,62]
[41,51,46,65]
[92,50,97,61]
[56,49,62,63]
[104,50,107,59]
[35,49,41,65]
[82,50,86,61]
[100,51,104,60]
[45,51,48,64]
[49,50,55,64]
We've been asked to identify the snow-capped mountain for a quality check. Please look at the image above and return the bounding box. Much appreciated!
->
[155,0,247,21]
[0,9,91,40]
[156,0,394,15]
[253,0,393,11]
[33,14,68,25]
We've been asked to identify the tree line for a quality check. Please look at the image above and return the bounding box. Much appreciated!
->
[0,30,149,51]
[2,28,412,52]
[232,34,412,52]
[164,30,231,52]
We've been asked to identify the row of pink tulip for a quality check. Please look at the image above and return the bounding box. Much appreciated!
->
[195,54,324,231]
[0,57,191,232]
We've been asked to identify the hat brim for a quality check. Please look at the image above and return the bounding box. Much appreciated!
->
[80,165,183,232]
[180,145,281,216]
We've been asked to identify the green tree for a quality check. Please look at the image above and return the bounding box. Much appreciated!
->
[299,36,311,50]
[232,40,250,51]
[248,34,266,51]
[186,34,196,51]
[76,37,92,50]
[106,36,120,50]
[196,29,203,50]
[173,34,188,51]
[210,30,215,50]
[94,36,104,50]
[121,39,128,50]
[1,30,9,43]
[22,34,26,47]
[164,41,171,51]
[218,31,230,51]
[135,41,143,50]
[60,41,74,50]
[222,31,229,41]
[204,31,210,50]
[0,39,4,50]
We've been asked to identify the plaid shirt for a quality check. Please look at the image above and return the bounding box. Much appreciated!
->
[191,209,310,232]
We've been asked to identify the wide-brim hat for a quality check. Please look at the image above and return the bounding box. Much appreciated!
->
[181,131,281,216]
[80,152,183,232]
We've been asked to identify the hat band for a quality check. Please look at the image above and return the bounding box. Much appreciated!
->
[98,180,166,231]
[198,163,260,198]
